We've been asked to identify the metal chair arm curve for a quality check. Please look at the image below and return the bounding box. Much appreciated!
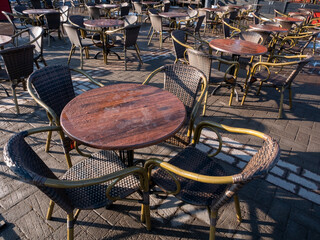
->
[70,68,104,87]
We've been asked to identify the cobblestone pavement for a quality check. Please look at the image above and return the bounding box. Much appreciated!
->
[0,5,320,239]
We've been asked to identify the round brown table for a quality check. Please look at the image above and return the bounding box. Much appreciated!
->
[158,11,189,18]
[96,4,119,9]
[84,19,123,64]
[200,8,226,12]
[61,83,186,166]
[249,24,288,33]
[22,9,58,15]
[275,16,304,23]
[0,35,12,49]
[141,1,159,5]
[209,38,268,56]
[288,12,310,17]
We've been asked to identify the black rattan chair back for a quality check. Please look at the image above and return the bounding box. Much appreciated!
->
[120,5,131,17]
[87,6,100,20]
[3,131,74,214]
[69,15,86,28]
[45,12,61,30]
[124,24,141,47]
[28,65,76,118]
[222,18,231,38]
[194,15,205,34]
[171,30,187,61]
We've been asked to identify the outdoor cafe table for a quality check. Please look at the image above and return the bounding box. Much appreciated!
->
[275,16,304,31]
[96,4,119,17]
[84,19,123,64]
[60,83,186,166]
[159,11,189,28]
[22,9,58,15]
[249,24,288,45]
[0,35,12,50]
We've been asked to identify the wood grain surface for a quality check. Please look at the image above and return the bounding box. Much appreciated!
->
[84,19,124,28]
[61,83,186,150]
[249,24,288,32]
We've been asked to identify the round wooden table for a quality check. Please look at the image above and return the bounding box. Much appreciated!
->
[249,24,288,33]
[200,8,226,12]
[22,9,58,15]
[84,19,123,64]
[141,1,159,5]
[0,35,12,49]
[96,4,119,9]
[209,38,268,56]
[275,16,304,23]
[158,11,189,18]
[61,83,186,166]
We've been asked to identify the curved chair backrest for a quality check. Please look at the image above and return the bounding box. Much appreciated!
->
[29,26,44,56]
[187,49,211,83]
[171,30,187,60]
[87,6,100,20]
[30,0,42,9]
[123,15,138,27]
[69,15,85,28]
[148,8,158,15]
[60,5,69,23]
[45,12,61,29]
[162,64,203,118]
[64,23,82,48]
[222,18,231,38]
[229,10,238,21]
[4,131,74,214]
[124,24,141,47]
[0,45,35,82]
[149,12,162,32]
[28,65,76,119]
[85,2,96,6]
[187,8,198,18]
[1,11,18,31]
[284,56,313,86]
[239,31,263,44]
[133,2,143,14]
[194,15,205,33]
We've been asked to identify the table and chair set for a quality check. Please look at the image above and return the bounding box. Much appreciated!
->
[1,1,318,239]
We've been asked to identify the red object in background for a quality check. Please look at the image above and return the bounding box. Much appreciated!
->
[312,12,320,24]
[0,0,12,21]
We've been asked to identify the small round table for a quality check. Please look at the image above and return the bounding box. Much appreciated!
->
[0,35,12,49]
[158,11,189,19]
[209,38,268,57]
[249,24,288,45]
[275,16,304,31]
[200,8,226,12]
[22,9,58,15]
[61,83,186,166]
[84,19,123,64]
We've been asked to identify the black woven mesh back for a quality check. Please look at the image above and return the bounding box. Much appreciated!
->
[187,49,211,83]
[28,65,76,118]
[194,15,205,33]
[124,24,141,47]
[45,12,61,29]
[223,18,231,38]
[171,30,186,60]
[163,64,202,119]
[121,6,131,17]
[0,45,34,82]
[229,10,238,21]
[3,131,74,213]
[14,5,27,14]
[69,15,86,28]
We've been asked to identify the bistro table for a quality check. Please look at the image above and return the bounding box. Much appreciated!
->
[60,83,186,166]
[84,19,123,64]
[159,11,188,29]
[275,16,304,31]
[249,24,288,45]
[22,9,58,15]
[0,35,12,50]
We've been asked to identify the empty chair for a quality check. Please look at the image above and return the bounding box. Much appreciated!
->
[108,24,142,70]
[59,5,69,31]
[119,3,131,17]
[142,64,207,147]
[180,15,205,38]
[241,55,313,118]
[87,6,101,20]
[0,45,34,114]
[148,11,171,49]
[43,12,63,46]
[3,126,151,240]
[221,18,241,39]
[64,23,94,69]
[145,120,280,240]
[133,2,146,22]
[27,65,104,162]
[27,26,47,69]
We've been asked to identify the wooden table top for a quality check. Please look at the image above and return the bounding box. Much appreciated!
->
[209,39,268,56]
[275,16,304,22]
[249,24,288,32]
[200,8,226,12]
[23,9,58,15]
[84,19,124,29]
[0,35,12,46]
[158,11,188,18]
[141,1,159,5]
[96,4,119,9]
[288,12,310,17]
[61,83,186,150]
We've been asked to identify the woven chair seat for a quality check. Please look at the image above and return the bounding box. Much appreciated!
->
[63,150,140,209]
[251,68,292,86]
[165,123,190,147]
[152,146,228,206]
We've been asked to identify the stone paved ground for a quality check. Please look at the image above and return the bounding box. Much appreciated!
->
[0,5,320,239]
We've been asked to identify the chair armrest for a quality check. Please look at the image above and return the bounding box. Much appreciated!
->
[70,68,104,87]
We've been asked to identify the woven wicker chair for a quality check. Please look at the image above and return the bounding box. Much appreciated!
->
[43,12,64,46]
[64,23,95,70]
[148,10,172,49]
[27,65,104,167]
[187,49,241,115]
[107,24,142,70]
[145,120,280,240]
[3,126,151,240]
[179,15,205,39]
[241,55,313,118]
[87,6,101,20]
[0,45,34,114]
[142,64,207,147]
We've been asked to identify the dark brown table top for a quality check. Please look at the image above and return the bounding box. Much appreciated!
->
[60,83,186,150]
[141,1,159,5]
[0,35,12,47]
[200,8,226,12]
[22,9,58,15]
[275,16,304,22]
[158,11,188,18]
[209,38,268,56]
[288,12,310,17]
[84,19,124,29]
[249,24,288,32]
[96,4,119,9]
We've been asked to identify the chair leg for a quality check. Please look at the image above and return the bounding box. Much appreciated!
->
[42,56,48,66]
[67,213,74,240]
[288,87,292,109]
[45,128,52,152]
[67,45,75,65]
[159,32,163,49]
[80,47,84,70]
[135,45,143,65]
[46,200,55,220]
[208,208,218,240]
[241,84,250,105]
[256,81,263,95]
[84,47,89,59]
[11,85,20,114]
[233,194,242,222]
[147,26,153,38]
[48,32,50,46]
[202,87,208,116]
[278,87,285,119]
[34,59,40,69]
[229,86,235,106]
[124,48,127,71]
[148,31,154,46]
